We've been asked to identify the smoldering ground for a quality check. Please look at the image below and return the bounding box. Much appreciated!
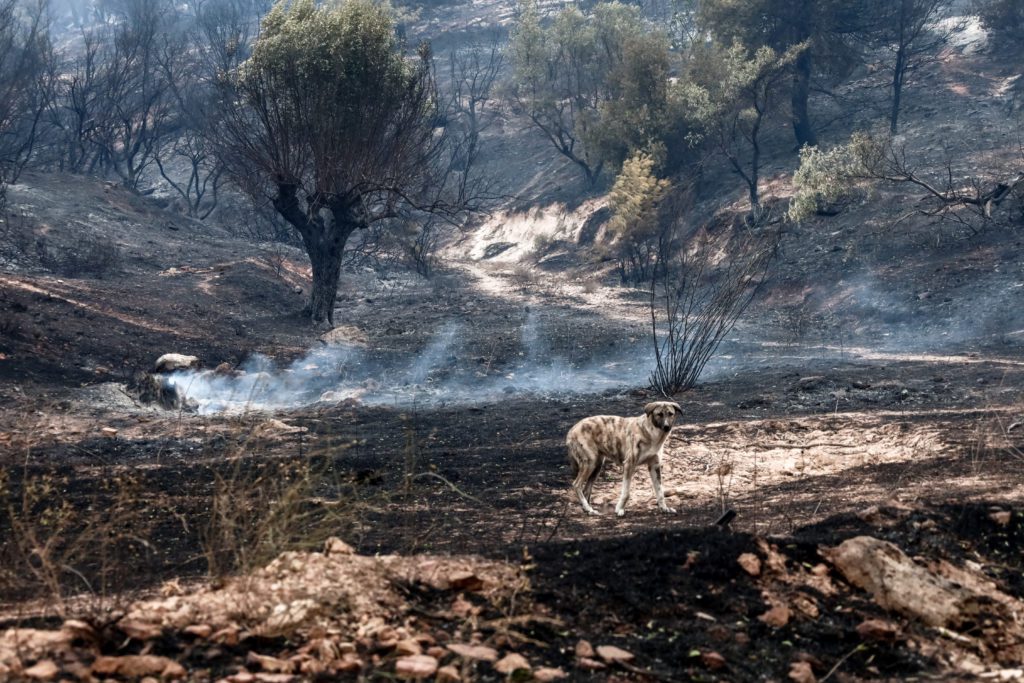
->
[164,312,668,414]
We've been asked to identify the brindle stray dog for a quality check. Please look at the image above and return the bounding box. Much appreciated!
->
[566,401,682,516]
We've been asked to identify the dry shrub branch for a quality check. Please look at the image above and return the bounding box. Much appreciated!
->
[649,216,776,396]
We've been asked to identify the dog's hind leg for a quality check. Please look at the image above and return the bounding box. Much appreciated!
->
[583,460,603,506]
[569,442,601,516]
[649,460,676,514]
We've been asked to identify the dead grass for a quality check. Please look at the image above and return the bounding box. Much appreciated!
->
[0,413,390,624]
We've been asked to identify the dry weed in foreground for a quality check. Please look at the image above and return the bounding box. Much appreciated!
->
[0,416,382,623]
[0,458,165,624]
[201,445,363,579]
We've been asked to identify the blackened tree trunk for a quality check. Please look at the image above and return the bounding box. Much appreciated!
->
[890,44,907,134]
[889,0,910,134]
[791,48,818,148]
[305,238,345,326]
[789,2,818,150]
[273,183,359,327]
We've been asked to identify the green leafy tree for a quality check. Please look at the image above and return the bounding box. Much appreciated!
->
[509,0,672,186]
[217,0,468,326]
[698,0,874,148]
[685,41,804,215]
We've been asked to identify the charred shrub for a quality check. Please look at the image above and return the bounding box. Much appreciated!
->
[36,235,123,279]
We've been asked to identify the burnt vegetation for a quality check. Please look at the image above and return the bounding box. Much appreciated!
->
[2,0,1024,681]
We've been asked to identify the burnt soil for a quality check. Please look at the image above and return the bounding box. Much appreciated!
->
[3,35,1024,682]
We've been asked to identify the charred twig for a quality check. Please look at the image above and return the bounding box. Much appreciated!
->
[616,659,686,683]
[820,643,867,682]
[410,472,489,507]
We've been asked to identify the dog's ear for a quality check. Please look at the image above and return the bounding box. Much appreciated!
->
[671,402,682,415]
[644,402,657,416]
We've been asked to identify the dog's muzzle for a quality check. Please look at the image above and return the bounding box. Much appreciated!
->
[661,425,672,433]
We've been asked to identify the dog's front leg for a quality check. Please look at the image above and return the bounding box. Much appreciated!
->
[615,465,633,517]
[649,459,675,514]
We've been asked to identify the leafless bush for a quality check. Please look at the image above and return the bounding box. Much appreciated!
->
[258,243,289,278]
[400,217,445,277]
[649,218,776,396]
[36,235,123,279]
[509,263,536,290]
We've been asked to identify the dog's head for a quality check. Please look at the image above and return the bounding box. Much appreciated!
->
[644,401,682,433]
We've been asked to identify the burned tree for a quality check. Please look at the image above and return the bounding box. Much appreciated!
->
[217,0,470,326]
[649,220,774,396]
[0,0,52,207]
[872,0,957,134]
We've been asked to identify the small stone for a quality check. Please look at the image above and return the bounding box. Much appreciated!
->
[24,659,59,680]
[92,655,184,678]
[856,619,900,642]
[212,627,240,645]
[118,618,162,640]
[163,660,187,679]
[448,571,484,592]
[395,639,422,656]
[533,667,569,681]
[252,674,294,683]
[576,657,606,670]
[494,652,530,674]
[759,604,791,628]
[990,511,1012,526]
[737,553,761,576]
[153,353,199,373]
[435,664,460,682]
[323,537,355,555]
[595,645,634,663]
[246,652,294,674]
[426,646,447,659]
[394,655,438,679]
[184,624,213,639]
[789,661,816,683]
[701,651,726,670]
[100,426,118,438]
[447,643,498,662]
[574,640,595,659]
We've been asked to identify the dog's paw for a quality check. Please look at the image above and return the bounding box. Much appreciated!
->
[615,508,625,517]
[660,506,677,514]
[586,508,602,516]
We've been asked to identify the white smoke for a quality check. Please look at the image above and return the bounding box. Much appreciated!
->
[165,316,670,415]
